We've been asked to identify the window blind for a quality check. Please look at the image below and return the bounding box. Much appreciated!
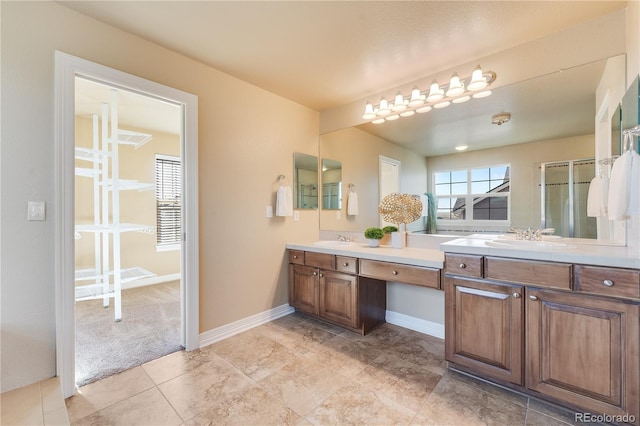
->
[155,156,181,245]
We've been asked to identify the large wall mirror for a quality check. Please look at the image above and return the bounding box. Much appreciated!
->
[293,152,318,209]
[319,54,630,245]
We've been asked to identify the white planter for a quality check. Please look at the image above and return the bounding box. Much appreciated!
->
[391,231,407,249]
[368,239,380,248]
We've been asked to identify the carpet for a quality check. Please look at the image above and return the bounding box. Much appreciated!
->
[75,280,183,387]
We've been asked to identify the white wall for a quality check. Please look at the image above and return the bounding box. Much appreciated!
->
[0,1,319,392]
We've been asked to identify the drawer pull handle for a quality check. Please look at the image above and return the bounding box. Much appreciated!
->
[392,270,398,275]
[603,279,614,287]
[459,263,466,269]
[343,262,349,267]
[529,295,538,301]
[513,292,521,298]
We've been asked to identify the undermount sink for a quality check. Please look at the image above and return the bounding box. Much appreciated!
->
[485,239,576,251]
[313,240,355,247]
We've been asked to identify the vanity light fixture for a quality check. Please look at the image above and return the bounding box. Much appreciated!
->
[362,66,496,124]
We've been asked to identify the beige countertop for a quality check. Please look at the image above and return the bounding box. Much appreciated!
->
[440,234,640,269]
[285,241,444,269]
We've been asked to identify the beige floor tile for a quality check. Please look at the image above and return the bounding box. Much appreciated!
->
[303,382,415,426]
[157,353,254,420]
[257,356,352,416]
[44,406,71,426]
[257,318,339,355]
[526,409,575,426]
[182,386,299,425]
[40,377,67,415]
[527,398,579,425]
[303,335,381,378]
[209,330,298,381]
[1,382,43,426]
[65,367,154,422]
[358,353,442,412]
[418,371,527,426]
[71,387,181,426]
[141,348,214,385]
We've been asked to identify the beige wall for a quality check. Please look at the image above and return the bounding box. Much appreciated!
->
[1,1,318,392]
[426,135,595,231]
[74,116,181,278]
[319,127,428,232]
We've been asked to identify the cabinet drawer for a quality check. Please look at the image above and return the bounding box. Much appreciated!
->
[360,259,440,289]
[305,251,335,270]
[485,257,571,289]
[289,250,305,265]
[445,254,483,278]
[336,256,357,274]
[574,265,640,300]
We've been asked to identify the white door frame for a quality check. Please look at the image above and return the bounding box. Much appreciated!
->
[379,155,401,227]
[54,51,199,398]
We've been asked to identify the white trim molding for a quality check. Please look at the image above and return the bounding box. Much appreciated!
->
[54,51,199,398]
[385,310,445,339]
[199,304,295,348]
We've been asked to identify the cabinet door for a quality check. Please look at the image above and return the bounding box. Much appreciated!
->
[527,288,639,421]
[289,265,319,316]
[445,276,524,385]
[319,270,358,328]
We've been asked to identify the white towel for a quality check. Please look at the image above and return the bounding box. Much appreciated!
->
[607,151,640,220]
[276,185,293,216]
[587,175,609,217]
[419,194,429,216]
[628,150,640,216]
[347,191,359,215]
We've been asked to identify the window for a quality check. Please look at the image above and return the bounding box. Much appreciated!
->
[155,155,181,246]
[434,165,510,223]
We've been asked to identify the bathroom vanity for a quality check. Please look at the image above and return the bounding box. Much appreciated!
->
[441,236,640,425]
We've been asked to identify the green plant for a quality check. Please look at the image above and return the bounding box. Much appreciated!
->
[364,227,384,240]
[382,225,398,234]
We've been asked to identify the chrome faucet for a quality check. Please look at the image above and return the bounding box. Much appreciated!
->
[337,234,351,242]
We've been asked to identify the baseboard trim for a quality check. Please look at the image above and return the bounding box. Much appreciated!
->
[199,304,295,348]
[121,273,181,290]
[385,310,444,339]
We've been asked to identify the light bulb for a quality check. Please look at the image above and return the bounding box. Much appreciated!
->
[400,110,415,117]
[416,105,432,113]
[362,102,376,120]
[392,93,407,111]
[408,88,424,108]
[385,114,400,121]
[377,98,390,115]
[426,82,444,103]
[446,73,465,97]
[472,90,492,99]
[372,118,385,124]
[455,145,468,151]
[467,66,488,91]
[452,95,470,104]
[433,101,450,109]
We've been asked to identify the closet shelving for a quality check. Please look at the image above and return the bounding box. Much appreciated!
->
[74,92,155,321]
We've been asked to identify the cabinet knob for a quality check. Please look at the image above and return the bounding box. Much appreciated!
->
[312,272,317,276]
[513,292,521,298]
[459,263,466,269]
[392,270,398,275]
[603,279,614,287]
[319,273,323,277]
[529,295,538,301]
[343,262,349,267]
[293,255,298,259]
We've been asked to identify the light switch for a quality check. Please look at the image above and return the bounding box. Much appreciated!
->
[28,201,46,221]
[336,211,342,220]
[266,205,273,218]
[293,211,300,221]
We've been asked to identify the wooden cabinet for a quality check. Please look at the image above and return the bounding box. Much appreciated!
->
[360,259,441,289]
[289,264,319,316]
[288,251,386,335]
[526,288,639,422]
[445,276,523,385]
[319,270,358,328]
[444,253,640,425]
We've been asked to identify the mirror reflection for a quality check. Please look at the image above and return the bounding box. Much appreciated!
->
[319,55,632,245]
[321,159,342,210]
[293,152,318,209]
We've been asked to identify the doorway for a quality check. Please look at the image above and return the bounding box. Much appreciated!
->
[55,52,199,398]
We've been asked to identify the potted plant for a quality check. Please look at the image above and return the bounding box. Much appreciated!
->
[381,226,397,245]
[364,227,384,247]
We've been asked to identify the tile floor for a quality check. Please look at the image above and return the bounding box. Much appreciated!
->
[1,377,70,426]
[64,313,585,425]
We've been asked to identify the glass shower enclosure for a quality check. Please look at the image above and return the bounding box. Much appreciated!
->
[541,159,596,238]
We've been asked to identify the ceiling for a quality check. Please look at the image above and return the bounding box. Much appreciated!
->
[62,1,629,156]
